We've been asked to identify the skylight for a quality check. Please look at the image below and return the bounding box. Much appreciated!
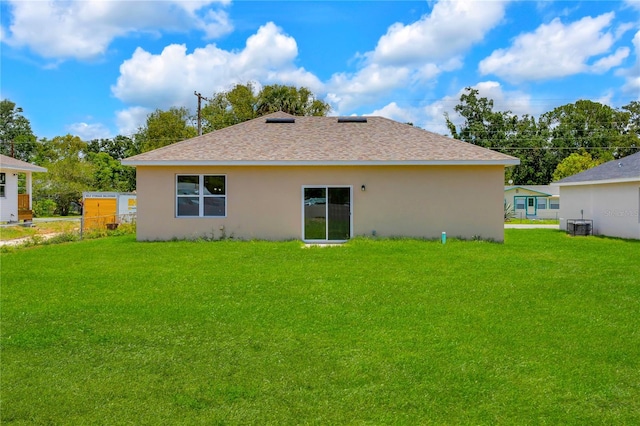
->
[265,118,295,123]
[337,117,367,123]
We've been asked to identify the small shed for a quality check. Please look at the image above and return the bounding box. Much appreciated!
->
[82,192,136,231]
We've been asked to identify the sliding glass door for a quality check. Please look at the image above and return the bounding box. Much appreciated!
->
[303,186,351,241]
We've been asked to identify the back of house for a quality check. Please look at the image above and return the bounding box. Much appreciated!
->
[122,113,519,242]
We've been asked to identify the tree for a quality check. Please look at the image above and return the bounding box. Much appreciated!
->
[619,101,640,158]
[256,84,330,117]
[202,83,331,133]
[33,135,95,215]
[541,100,635,161]
[87,151,136,192]
[202,83,258,132]
[135,107,197,153]
[623,101,640,132]
[503,115,556,185]
[445,87,514,149]
[446,91,640,185]
[552,151,607,181]
[86,136,137,191]
[0,99,37,162]
[445,88,554,184]
[87,135,138,160]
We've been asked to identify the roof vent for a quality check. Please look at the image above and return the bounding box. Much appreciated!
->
[338,117,367,123]
[266,118,295,123]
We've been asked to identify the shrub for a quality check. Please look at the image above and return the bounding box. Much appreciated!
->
[504,201,515,222]
[33,199,57,217]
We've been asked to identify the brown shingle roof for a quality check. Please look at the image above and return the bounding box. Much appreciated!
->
[0,154,47,172]
[122,112,519,166]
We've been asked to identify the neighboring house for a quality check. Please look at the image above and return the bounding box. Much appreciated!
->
[553,151,640,240]
[0,154,47,223]
[504,185,560,220]
[122,112,519,242]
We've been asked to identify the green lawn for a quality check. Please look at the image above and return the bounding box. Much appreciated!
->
[2,230,639,424]
[506,218,560,225]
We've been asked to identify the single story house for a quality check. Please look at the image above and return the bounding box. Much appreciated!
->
[553,151,640,239]
[504,185,560,220]
[0,154,47,223]
[122,112,519,242]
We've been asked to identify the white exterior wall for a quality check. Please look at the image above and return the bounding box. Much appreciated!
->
[559,181,640,239]
[0,170,19,222]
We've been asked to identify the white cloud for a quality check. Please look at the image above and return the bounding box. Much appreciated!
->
[620,30,640,98]
[67,122,112,140]
[363,102,453,136]
[326,65,412,113]
[2,0,232,60]
[326,0,507,114]
[479,13,625,81]
[358,81,540,138]
[371,0,507,66]
[594,90,614,106]
[111,22,323,130]
[471,81,539,117]
[368,102,418,125]
[624,0,640,11]
[591,47,630,74]
[116,106,151,136]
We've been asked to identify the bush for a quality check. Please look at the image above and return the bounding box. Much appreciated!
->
[33,199,57,217]
[504,201,515,222]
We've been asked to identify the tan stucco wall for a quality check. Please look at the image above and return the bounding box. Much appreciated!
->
[135,165,506,241]
[559,182,640,239]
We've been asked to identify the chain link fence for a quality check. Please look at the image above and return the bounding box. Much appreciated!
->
[1,213,136,248]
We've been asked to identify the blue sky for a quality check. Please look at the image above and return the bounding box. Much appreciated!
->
[1,0,639,140]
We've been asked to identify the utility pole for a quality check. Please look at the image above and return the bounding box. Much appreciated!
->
[194,91,209,136]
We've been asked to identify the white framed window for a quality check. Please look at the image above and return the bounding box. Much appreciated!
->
[537,198,547,210]
[515,197,526,210]
[0,173,5,198]
[176,174,226,217]
[549,200,560,210]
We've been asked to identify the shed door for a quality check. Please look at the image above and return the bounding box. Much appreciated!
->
[303,187,351,241]
[83,198,117,231]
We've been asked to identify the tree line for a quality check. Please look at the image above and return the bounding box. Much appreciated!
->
[446,88,639,184]
[2,84,638,216]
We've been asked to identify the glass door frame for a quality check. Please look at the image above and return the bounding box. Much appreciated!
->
[301,185,353,243]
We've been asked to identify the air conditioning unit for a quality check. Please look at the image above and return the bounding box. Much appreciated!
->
[567,219,593,236]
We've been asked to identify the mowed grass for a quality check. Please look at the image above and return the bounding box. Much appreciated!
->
[1,230,639,424]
